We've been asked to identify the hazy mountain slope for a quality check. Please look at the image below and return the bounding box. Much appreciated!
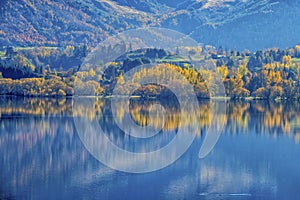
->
[189,0,300,50]
[160,0,300,50]
[0,0,299,50]
[113,0,168,13]
[0,0,155,46]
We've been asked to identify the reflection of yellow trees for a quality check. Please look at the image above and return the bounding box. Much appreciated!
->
[253,102,295,136]
[219,101,300,143]
[2,97,300,188]
[0,97,92,189]
[72,98,104,121]
[226,102,250,133]
[0,98,73,116]
[72,98,300,143]
[0,114,88,190]
[113,100,213,134]
[128,101,180,131]
[72,98,213,135]
[2,97,300,143]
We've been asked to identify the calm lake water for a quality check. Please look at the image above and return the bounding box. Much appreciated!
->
[1,97,300,200]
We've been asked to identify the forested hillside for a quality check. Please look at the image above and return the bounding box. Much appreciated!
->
[1,0,300,99]
[1,44,300,100]
[1,0,300,50]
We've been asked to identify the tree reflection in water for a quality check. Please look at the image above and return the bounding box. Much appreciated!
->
[0,97,300,198]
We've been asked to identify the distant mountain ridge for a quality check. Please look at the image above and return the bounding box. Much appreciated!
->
[0,0,300,50]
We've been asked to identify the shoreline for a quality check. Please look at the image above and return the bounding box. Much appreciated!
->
[0,94,298,102]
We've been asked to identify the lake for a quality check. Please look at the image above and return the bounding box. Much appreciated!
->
[1,97,300,200]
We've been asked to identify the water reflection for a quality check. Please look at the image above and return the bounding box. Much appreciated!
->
[0,97,300,199]
[0,98,87,199]
[225,101,300,142]
[1,98,300,141]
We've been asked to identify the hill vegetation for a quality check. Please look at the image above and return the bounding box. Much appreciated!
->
[1,44,300,100]
[2,0,299,50]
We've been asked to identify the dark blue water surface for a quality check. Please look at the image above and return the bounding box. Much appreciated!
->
[1,97,300,200]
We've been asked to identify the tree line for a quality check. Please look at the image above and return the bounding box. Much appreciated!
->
[1,45,300,99]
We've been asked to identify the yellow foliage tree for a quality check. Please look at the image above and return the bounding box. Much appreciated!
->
[217,65,229,80]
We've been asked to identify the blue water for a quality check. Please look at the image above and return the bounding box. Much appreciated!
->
[1,97,300,200]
